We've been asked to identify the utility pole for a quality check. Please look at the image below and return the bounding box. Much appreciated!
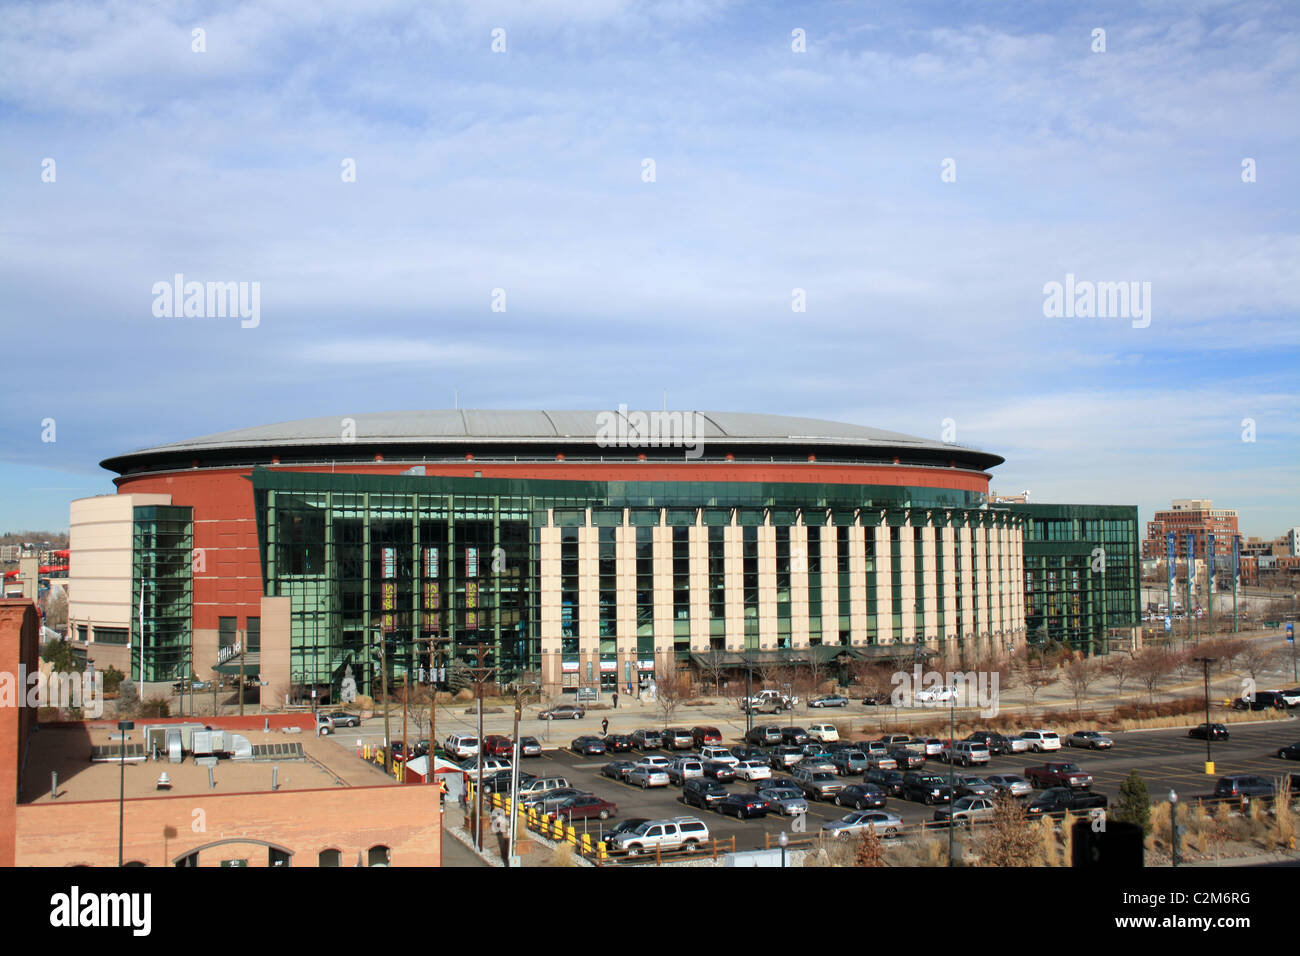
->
[465,642,497,851]
[507,683,528,867]
[370,624,393,775]
[414,635,439,783]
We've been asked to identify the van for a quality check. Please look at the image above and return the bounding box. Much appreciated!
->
[949,741,990,766]
[516,775,570,797]
[667,758,704,786]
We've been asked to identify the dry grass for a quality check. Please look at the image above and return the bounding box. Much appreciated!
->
[891,836,947,867]
[1036,817,1061,866]
[545,843,578,867]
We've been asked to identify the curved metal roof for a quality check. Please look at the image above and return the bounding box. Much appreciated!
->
[101,409,1003,473]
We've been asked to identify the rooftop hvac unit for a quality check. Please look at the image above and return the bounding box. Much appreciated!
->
[230,735,253,760]
[191,731,215,756]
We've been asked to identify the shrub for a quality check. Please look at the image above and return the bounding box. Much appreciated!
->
[1114,770,1152,835]
[101,666,125,696]
[141,696,171,718]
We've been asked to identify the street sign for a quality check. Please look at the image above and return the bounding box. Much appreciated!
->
[1164,616,1172,631]
[1288,622,1294,643]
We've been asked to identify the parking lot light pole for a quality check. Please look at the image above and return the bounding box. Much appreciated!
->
[948,692,955,867]
[778,829,788,867]
[1194,657,1217,774]
[117,720,134,867]
[1169,789,1179,867]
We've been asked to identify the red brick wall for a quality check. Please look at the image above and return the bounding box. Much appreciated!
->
[0,600,42,867]
[16,781,440,867]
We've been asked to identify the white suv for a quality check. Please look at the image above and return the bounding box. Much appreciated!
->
[1020,730,1061,753]
[807,723,840,743]
[445,734,479,759]
[607,817,711,856]
[699,745,739,767]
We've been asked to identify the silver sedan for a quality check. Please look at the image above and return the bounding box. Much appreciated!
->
[757,787,809,816]
[626,766,670,789]
[821,810,903,837]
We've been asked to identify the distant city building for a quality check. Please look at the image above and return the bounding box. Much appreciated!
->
[1142,498,1239,560]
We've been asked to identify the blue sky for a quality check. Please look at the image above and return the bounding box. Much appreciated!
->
[1,0,1296,537]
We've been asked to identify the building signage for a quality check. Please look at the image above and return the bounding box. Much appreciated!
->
[466,547,478,577]
[561,661,579,673]
[382,547,396,580]
[423,546,438,578]
[599,660,616,672]
[1207,532,1216,593]
[1166,531,1175,603]
[638,659,655,671]
[465,581,479,631]
[381,581,396,632]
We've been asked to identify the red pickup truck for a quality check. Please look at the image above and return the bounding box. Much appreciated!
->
[1024,762,1093,789]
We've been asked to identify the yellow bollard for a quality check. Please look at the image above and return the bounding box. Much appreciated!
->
[597,840,607,861]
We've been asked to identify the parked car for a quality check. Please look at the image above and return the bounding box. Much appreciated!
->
[799,752,838,773]
[458,756,512,776]
[522,787,589,813]
[965,730,1014,756]
[780,726,811,745]
[631,729,664,750]
[570,736,608,756]
[901,772,953,805]
[1019,730,1062,753]
[1213,775,1275,810]
[1001,734,1031,754]
[807,723,841,743]
[934,796,996,826]
[661,728,696,751]
[702,760,737,783]
[757,786,809,816]
[1279,689,1300,708]
[863,753,899,772]
[482,734,513,757]
[1025,787,1107,819]
[864,769,907,797]
[1066,730,1114,750]
[627,766,671,789]
[745,725,784,747]
[602,760,638,781]
[444,734,480,760]
[811,695,850,708]
[481,770,538,795]
[691,726,723,747]
[1276,742,1300,760]
[606,817,710,855]
[952,775,997,798]
[605,818,650,841]
[1233,691,1287,711]
[889,748,926,770]
[741,697,784,715]
[984,773,1033,798]
[630,755,671,773]
[731,746,770,764]
[822,810,902,837]
[322,711,360,728]
[735,760,773,783]
[943,741,991,767]
[793,766,845,800]
[539,705,586,721]
[667,758,705,786]
[833,783,888,810]
[517,775,570,798]
[1024,762,1093,790]
[682,778,729,810]
[830,749,870,776]
[699,745,739,767]
[768,746,804,770]
[1189,723,1230,741]
[918,737,946,756]
[519,736,542,757]
[603,734,634,753]
[717,793,771,820]
[555,795,617,821]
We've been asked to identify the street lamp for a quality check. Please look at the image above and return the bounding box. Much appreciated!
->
[117,719,134,867]
[1168,789,1180,867]
[778,829,788,868]
[948,690,956,867]
[1193,657,1217,774]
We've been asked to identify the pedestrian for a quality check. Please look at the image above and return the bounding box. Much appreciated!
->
[601,717,609,736]
[612,691,619,709]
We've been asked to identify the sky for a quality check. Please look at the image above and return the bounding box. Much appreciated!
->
[0,0,1297,538]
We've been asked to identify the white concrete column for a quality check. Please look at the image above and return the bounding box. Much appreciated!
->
[652,517,672,657]
[540,522,561,655]
[898,521,916,643]
[941,520,957,640]
[975,521,990,636]
[689,521,709,651]
[578,519,599,655]
[790,524,809,648]
[874,523,893,645]
[921,519,938,641]
[820,523,839,645]
[724,522,744,650]
[959,523,974,642]
[848,523,867,645]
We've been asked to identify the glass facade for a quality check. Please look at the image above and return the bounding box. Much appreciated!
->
[1017,503,1140,653]
[131,504,193,682]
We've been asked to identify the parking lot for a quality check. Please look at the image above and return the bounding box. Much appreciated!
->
[456,719,1300,851]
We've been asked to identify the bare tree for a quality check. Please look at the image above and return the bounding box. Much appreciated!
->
[1022,660,1058,708]
[978,792,1041,867]
[656,670,688,725]
[851,662,897,704]
[1133,647,1173,704]
[1238,641,1280,684]
[1063,657,1101,716]
[697,648,729,697]
[1103,655,1134,698]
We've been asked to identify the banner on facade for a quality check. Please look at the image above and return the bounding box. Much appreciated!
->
[381,581,396,632]
[466,546,478,577]
[423,546,438,578]
[382,547,396,580]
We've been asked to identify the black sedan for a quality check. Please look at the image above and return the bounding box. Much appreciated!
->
[1277,742,1300,760]
[889,748,926,769]
[602,760,638,781]
[864,769,906,797]
[781,727,810,745]
[571,736,608,756]
[833,783,888,810]
[702,760,737,783]
[1189,723,1230,740]
[606,818,650,840]
[717,792,771,820]
[604,734,634,753]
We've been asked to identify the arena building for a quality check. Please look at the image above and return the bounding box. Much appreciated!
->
[66,410,1139,703]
